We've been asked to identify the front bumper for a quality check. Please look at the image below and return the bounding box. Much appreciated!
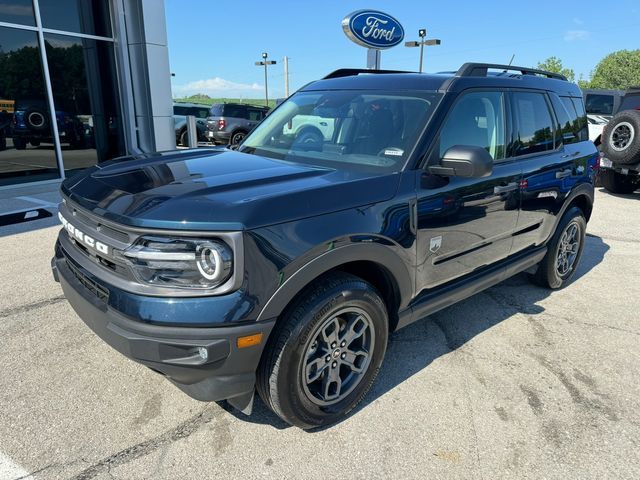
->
[52,245,275,410]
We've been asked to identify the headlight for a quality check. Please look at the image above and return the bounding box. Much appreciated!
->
[123,236,233,289]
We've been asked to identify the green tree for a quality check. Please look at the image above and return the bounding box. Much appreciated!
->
[536,56,575,82]
[590,49,640,89]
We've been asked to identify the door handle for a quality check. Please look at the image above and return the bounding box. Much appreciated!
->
[493,182,518,194]
[561,151,580,159]
[556,168,572,179]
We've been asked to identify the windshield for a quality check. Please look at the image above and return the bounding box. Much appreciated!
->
[239,90,441,171]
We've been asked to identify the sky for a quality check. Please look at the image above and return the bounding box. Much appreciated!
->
[166,0,640,99]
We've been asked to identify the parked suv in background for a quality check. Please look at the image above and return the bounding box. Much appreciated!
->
[599,88,640,194]
[11,99,85,150]
[53,63,597,429]
[173,102,210,146]
[205,103,269,145]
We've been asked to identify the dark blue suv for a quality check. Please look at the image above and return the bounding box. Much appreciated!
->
[52,63,597,429]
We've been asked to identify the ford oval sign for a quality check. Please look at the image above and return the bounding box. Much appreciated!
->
[342,10,404,50]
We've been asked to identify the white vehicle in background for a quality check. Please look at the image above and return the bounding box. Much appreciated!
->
[587,116,607,146]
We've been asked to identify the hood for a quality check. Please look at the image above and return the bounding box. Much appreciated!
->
[61,149,401,231]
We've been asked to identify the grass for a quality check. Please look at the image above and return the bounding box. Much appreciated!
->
[173,95,276,109]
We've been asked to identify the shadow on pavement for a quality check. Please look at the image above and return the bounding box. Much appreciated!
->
[223,235,610,431]
[597,187,640,201]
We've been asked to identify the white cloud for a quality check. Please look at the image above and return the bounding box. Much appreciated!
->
[172,77,263,98]
[564,30,590,42]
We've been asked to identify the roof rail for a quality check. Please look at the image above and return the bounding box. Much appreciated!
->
[323,68,412,80]
[456,63,568,81]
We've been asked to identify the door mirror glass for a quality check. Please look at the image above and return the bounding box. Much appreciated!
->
[429,145,493,178]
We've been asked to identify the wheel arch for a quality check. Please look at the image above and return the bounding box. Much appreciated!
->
[256,243,413,332]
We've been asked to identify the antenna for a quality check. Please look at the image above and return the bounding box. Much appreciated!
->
[507,54,515,66]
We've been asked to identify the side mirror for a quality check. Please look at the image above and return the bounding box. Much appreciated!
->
[428,145,493,178]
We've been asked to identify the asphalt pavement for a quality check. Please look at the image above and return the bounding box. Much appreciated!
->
[0,188,639,480]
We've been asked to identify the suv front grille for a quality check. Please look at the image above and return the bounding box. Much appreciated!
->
[66,258,109,303]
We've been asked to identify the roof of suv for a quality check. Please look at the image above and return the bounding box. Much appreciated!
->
[301,63,582,97]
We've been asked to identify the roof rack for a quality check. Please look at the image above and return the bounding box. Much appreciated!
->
[323,68,412,80]
[456,63,568,81]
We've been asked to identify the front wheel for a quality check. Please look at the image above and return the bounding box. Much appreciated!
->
[530,207,586,289]
[257,273,388,429]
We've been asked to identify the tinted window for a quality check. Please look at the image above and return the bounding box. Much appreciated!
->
[173,106,209,118]
[439,91,506,160]
[620,93,640,112]
[247,108,265,121]
[39,0,112,37]
[512,92,554,156]
[209,104,223,116]
[570,97,589,142]
[551,96,580,145]
[224,105,247,118]
[585,94,614,115]
[0,0,35,26]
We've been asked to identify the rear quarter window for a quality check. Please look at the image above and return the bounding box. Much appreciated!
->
[511,92,555,156]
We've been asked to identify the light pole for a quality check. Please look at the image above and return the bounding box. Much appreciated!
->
[405,29,441,73]
[255,52,276,106]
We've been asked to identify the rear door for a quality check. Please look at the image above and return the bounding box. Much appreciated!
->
[416,90,522,290]
[512,91,590,253]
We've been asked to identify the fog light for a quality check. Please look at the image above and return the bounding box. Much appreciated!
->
[197,347,208,360]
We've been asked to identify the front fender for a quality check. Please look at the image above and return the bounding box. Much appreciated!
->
[256,242,413,322]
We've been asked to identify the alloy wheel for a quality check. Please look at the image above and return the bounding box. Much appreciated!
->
[556,222,580,276]
[301,307,375,407]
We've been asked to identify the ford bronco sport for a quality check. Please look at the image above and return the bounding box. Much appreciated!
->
[52,63,597,429]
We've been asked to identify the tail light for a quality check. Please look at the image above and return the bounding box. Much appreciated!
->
[218,119,226,130]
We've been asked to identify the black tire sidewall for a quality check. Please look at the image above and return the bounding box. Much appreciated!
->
[231,131,246,145]
[601,111,640,165]
[268,278,388,428]
[600,169,637,194]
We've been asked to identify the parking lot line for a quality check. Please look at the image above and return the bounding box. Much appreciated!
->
[0,451,32,480]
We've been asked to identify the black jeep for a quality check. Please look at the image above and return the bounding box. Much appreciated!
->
[52,63,597,429]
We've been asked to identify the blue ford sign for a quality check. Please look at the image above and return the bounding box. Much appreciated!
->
[342,10,404,50]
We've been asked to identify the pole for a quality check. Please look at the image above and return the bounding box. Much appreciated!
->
[284,56,290,98]
[419,42,424,73]
[264,62,268,106]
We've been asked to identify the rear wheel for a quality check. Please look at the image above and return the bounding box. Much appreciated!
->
[600,168,638,194]
[230,131,247,145]
[530,207,586,289]
[179,129,188,147]
[257,273,388,429]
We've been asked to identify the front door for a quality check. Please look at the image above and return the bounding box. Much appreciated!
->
[415,90,522,292]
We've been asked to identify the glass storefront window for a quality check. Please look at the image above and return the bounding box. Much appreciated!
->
[0,0,35,26]
[38,0,112,38]
[44,33,124,176]
[0,26,59,186]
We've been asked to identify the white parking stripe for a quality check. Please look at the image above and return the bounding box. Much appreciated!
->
[0,451,32,480]
[15,196,59,209]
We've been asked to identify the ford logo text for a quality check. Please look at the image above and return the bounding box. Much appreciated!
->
[342,10,404,50]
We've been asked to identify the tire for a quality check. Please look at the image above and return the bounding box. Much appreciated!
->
[24,108,49,131]
[30,139,40,147]
[600,168,638,194]
[178,129,188,147]
[13,137,27,150]
[601,110,640,165]
[230,130,247,145]
[0,133,6,151]
[257,272,389,429]
[530,207,586,289]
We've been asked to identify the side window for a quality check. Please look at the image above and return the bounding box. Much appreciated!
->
[549,94,579,145]
[512,92,554,156]
[247,108,264,121]
[585,94,614,115]
[439,91,506,160]
[570,97,589,142]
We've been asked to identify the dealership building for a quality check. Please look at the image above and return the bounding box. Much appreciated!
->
[0,0,172,190]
